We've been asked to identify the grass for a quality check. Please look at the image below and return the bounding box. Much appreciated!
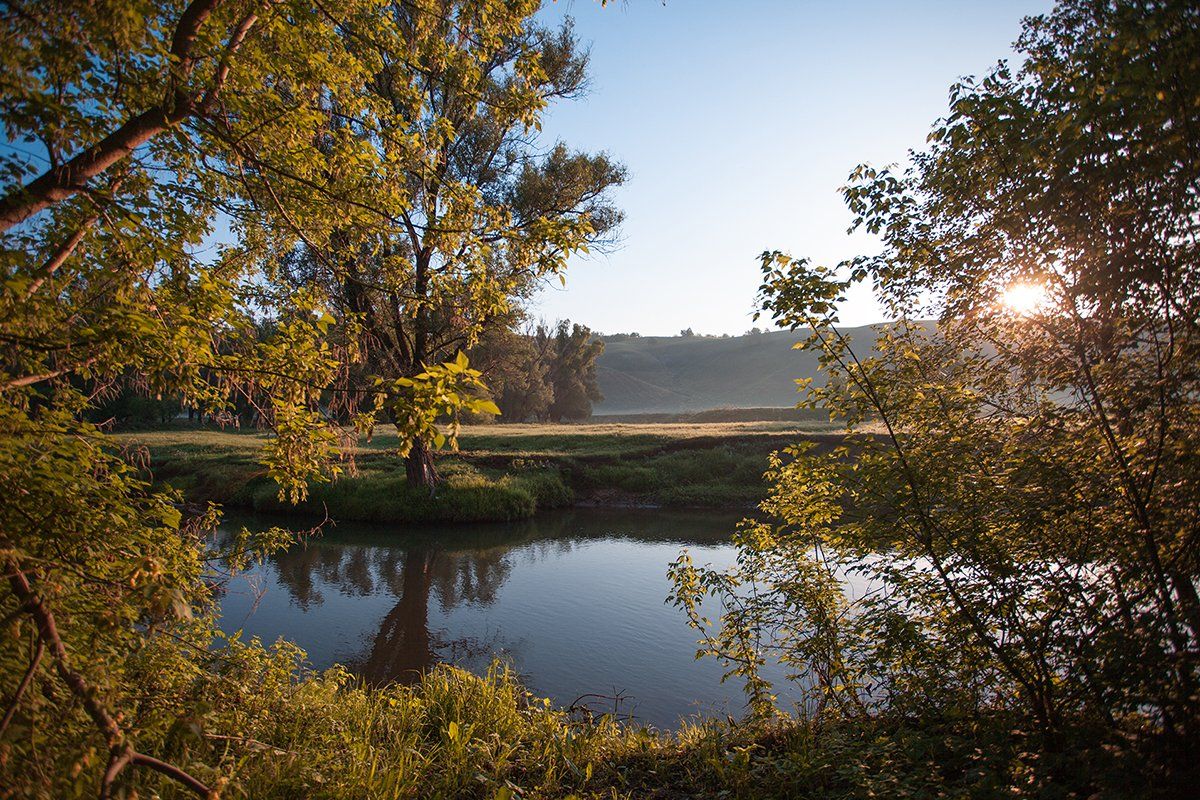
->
[115,420,840,524]
[121,640,1122,800]
[592,406,832,424]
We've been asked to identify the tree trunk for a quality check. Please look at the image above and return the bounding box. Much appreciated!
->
[402,245,439,491]
[405,438,440,490]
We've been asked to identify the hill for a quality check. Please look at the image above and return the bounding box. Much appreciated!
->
[592,326,882,414]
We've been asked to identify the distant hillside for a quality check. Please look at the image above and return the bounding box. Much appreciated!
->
[593,326,882,415]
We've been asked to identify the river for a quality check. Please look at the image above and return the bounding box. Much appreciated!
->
[215,507,801,729]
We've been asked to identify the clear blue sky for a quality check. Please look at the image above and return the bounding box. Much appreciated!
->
[529,0,1052,335]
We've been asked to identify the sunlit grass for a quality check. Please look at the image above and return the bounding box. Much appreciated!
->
[113,421,843,521]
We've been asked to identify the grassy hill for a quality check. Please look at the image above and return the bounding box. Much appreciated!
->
[593,326,881,414]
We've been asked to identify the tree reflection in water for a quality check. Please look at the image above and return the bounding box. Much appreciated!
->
[221,509,740,689]
[357,544,514,683]
[262,529,517,684]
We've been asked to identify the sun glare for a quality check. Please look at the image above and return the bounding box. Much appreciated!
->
[1000,282,1049,315]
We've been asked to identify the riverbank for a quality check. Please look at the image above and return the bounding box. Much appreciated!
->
[122,652,1115,800]
[115,421,841,524]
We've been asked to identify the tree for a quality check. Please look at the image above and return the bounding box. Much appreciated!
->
[281,7,625,487]
[469,319,554,422]
[0,1,552,794]
[672,0,1200,791]
[547,320,603,422]
[468,318,604,422]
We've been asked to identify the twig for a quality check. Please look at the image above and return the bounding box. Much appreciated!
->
[204,732,293,756]
[0,636,43,737]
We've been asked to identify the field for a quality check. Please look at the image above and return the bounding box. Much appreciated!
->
[116,419,842,524]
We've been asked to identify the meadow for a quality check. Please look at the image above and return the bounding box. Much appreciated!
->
[117,419,842,524]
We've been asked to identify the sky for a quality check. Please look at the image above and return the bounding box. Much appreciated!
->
[528,0,1052,336]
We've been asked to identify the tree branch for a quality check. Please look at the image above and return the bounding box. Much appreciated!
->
[4,560,211,797]
[0,636,43,738]
[0,0,225,233]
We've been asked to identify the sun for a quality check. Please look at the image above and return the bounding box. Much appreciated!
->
[1000,282,1049,315]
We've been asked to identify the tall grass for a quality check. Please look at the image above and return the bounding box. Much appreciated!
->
[125,635,1087,800]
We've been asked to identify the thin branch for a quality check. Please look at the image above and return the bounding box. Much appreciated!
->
[24,214,100,299]
[0,356,99,392]
[0,636,43,738]
[198,7,266,115]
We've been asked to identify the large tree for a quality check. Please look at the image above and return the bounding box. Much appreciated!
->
[672,0,1200,791]
[281,7,625,487]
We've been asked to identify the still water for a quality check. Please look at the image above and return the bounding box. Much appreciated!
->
[216,508,799,729]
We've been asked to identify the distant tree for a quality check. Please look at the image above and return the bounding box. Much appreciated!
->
[469,321,554,422]
[469,318,604,423]
[546,321,604,422]
[680,327,695,337]
[86,385,180,429]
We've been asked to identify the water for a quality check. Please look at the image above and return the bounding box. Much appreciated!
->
[215,507,800,729]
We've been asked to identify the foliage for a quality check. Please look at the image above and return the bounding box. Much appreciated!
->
[469,320,557,422]
[471,318,605,422]
[546,321,604,422]
[0,0,397,459]
[275,3,625,485]
[0,400,277,796]
[0,0,386,790]
[0,1,613,795]
[381,351,502,456]
[17,619,1099,800]
[671,0,1200,794]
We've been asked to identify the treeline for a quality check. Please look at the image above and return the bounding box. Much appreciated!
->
[603,326,772,341]
[470,320,604,422]
[88,318,605,428]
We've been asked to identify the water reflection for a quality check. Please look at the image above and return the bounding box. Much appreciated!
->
[217,508,771,728]
[356,543,514,682]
